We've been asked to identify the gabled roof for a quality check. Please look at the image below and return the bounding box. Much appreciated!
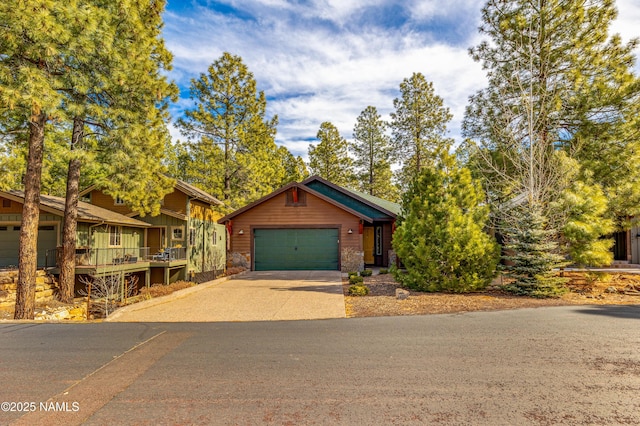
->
[1,191,150,228]
[218,176,401,224]
[175,179,223,206]
[302,176,400,220]
[218,181,375,223]
[79,177,224,207]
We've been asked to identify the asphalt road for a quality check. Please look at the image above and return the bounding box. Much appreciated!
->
[1,305,639,425]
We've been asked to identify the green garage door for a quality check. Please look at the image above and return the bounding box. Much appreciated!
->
[0,225,58,268]
[254,228,339,271]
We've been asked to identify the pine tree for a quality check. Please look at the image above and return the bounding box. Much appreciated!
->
[0,1,73,318]
[56,0,177,302]
[554,180,615,267]
[464,0,640,220]
[276,146,309,185]
[177,52,280,209]
[390,73,453,190]
[392,153,499,292]
[308,122,354,187]
[351,106,398,202]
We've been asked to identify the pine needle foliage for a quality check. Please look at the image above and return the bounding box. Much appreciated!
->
[502,205,569,298]
[392,153,499,292]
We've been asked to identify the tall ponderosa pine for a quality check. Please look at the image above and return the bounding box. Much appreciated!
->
[392,153,499,292]
[57,0,177,302]
[308,122,354,187]
[177,52,280,209]
[0,1,73,318]
[390,73,453,190]
[276,146,309,186]
[464,0,640,222]
[351,106,398,202]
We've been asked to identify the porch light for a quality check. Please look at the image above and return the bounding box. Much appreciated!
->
[348,228,353,234]
[238,229,244,235]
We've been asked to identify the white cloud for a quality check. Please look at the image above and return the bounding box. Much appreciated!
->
[163,0,639,160]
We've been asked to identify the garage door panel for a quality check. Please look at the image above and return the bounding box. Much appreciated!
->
[254,228,339,271]
[0,225,57,268]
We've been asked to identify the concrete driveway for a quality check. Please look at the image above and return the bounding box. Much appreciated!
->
[107,270,346,322]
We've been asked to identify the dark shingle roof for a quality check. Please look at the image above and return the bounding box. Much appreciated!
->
[175,179,223,206]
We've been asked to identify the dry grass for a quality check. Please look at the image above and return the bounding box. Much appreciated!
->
[343,271,640,318]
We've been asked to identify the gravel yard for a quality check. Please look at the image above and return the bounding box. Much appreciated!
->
[343,271,640,317]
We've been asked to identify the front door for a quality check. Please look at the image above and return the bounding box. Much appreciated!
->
[148,227,165,254]
[363,227,374,264]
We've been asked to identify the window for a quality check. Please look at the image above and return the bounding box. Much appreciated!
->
[114,196,125,206]
[0,226,7,231]
[109,226,122,246]
[171,226,184,241]
[2,199,11,208]
[189,228,196,246]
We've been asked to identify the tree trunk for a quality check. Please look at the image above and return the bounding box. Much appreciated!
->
[14,112,46,320]
[59,117,84,302]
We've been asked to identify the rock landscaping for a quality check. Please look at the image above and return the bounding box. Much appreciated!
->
[343,270,640,318]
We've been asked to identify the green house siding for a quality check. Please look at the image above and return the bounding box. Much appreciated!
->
[187,219,226,273]
[76,223,91,247]
[305,181,394,221]
[90,225,144,250]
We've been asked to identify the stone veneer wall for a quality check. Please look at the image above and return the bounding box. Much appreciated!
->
[341,248,364,273]
[0,270,58,308]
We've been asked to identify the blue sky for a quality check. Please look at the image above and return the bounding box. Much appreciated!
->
[162,0,640,159]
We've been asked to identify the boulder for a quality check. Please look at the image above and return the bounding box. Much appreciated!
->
[396,288,410,300]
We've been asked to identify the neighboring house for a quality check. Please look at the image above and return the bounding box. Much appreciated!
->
[80,179,226,283]
[0,190,152,290]
[218,176,400,271]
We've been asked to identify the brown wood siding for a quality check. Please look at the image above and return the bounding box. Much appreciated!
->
[164,190,187,215]
[0,196,23,214]
[87,189,133,215]
[228,190,362,256]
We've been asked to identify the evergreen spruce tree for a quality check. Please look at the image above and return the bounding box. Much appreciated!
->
[502,205,568,297]
[308,122,354,187]
[392,153,499,292]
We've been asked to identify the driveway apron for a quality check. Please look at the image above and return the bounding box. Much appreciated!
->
[107,270,346,322]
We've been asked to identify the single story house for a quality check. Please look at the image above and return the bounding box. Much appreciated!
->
[218,176,400,271]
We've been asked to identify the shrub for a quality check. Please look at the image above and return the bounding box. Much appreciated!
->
[379,268,389,275]
[360,269,373,277]
[349,275,364,285]
[392,154,500,293]
[347,271,358,279]
[348,284,369,296]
